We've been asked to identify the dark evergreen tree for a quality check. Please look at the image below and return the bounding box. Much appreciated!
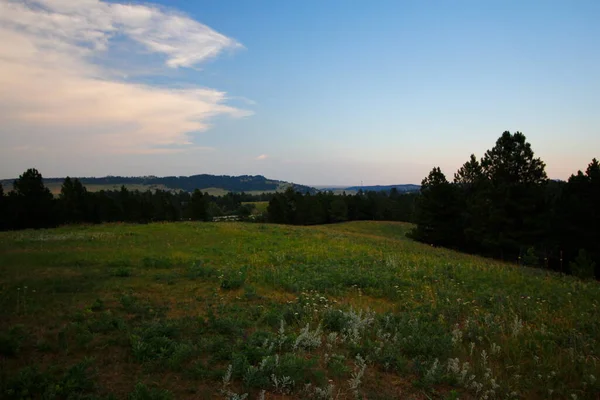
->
[409,167,460,246]
[267,194,287,223]
[558,159,600,277]
[478,132,548,258]
[329,197,348,223]
[12,168,56,229]
[0,183,6,230]
[453,154,486,250]
[59,177,89,223]
[454,154,484,186]
[189,189,209,221]
[481,131,547,185]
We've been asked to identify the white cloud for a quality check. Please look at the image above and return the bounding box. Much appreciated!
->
[0,0,249,159]
[255,154,268,160]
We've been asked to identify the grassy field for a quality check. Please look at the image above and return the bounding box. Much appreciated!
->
[243,201,269,215]
[0,222,598,399]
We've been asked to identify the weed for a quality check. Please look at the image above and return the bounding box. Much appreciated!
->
[187,260,218,279]
[293,323,322,351]
[220,268,247,290]
[113,267,132,277]
[128,382,173,400]
[348,354,367,399]
[90,298,105,312]
[141,257,173,269]
[243,285,260,300]
[0,325,27,357]
[570,249,596,279]
[3,358,97,400]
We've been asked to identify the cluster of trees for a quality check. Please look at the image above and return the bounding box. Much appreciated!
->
[0,170,269,230]
[410,131,599,278]
[266,188,418,225]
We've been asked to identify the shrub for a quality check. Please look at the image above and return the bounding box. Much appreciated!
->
[113,267,132,277]
[187,260,218,279]
[3,359,97,400]
[128,382,173,400]
[0,325,27,357]
[90,298,105,312]
[220,269,246,290]
[141,257,173,269]
[522,247,538,267]
[570,249,596,279]
[323,309,351,332]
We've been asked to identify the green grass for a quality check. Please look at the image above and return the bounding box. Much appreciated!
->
[242,201,269,215]
[0,221,598,399]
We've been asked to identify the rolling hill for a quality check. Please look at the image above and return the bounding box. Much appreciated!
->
[1,174,316,195]
[318,184,421,193]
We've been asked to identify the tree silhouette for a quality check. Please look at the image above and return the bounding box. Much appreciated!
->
[12,168,55,229]
[59,177,89,223]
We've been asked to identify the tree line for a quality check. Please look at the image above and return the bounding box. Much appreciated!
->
[2,131,597,279]
[409,131,599,278]
[0,170,272,230]
[266,188,417,225]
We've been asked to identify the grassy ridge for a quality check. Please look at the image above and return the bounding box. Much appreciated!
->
[0,222,598,399]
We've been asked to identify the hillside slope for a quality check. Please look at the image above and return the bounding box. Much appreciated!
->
[0,221,598,399]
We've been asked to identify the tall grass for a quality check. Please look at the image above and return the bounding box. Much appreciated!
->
[0,221,598,399]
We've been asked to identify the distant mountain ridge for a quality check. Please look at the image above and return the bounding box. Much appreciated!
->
[1,174,316,194]
[319,184,421,193]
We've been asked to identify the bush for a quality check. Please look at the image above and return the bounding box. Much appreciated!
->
[141,257,173,269]
[187,260,218,279]
[522,247,538,267]
[323,309,351,332]
[113,267,132,277]
[570,249,596,279]
[0,325,27,357]
[220,269,246,290]
[3,359,97,400]
[128,383,173,400]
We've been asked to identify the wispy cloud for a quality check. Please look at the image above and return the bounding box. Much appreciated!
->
[255,154,268,160]
[0,0,250,158]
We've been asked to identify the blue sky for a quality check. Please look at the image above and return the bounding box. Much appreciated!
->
[0,0,598,185]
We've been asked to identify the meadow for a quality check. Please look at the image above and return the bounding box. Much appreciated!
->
[0,221,598,399]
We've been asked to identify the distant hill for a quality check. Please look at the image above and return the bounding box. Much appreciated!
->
[1,174,316,195]
[344,184,421,193]
[319,184,420,193]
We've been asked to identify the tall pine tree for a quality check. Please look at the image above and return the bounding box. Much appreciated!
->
[12,168,55,229]
[59,177,89,223]
[478,132,548,258]
[410,167,460,246]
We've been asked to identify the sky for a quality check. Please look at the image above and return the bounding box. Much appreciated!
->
[0,0,599,186]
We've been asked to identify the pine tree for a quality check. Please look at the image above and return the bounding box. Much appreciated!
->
[478,132,548,258]
[409,167,460,246]
[481,131,547,185]
[559,158,600,277]
[189,189,209,221]
[0,183,5,230]
[329,197,348,223]
[59,177,88,223]
[453,154,486,250]
[454,154,484,186]
[13,168,55,229]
